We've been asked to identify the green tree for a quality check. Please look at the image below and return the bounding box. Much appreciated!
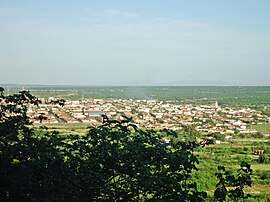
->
[37,112,48,123]
[0,87,4,95]
[75,115,207,201]
[0,89,70,200]
[214,161,252,202]
[258,154,270,164]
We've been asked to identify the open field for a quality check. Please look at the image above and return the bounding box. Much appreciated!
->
[251,123,270,134]
[33,123,90,135]
[4,85,270,106]
[229,163,270,170]
[195,138,270,200]
[250,164,270,171]
[245,184,270,199]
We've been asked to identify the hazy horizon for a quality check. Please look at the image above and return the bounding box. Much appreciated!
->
[1,0,270,86]
[1,82,270,87]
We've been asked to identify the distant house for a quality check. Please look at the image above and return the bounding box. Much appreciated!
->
[225,135,234,140]
[253,150,265,155]
[264,134,270,138]
[84,111,111,117]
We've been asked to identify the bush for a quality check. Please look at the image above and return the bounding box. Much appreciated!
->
[214,161,252,202]
[258,154,270,164]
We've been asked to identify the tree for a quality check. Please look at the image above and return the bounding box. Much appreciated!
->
[0,89,70,201]
[48,99,66,107]
[0,87,4,95]
[214,161,252,202]
[37,112,48,123]
[0,89,40,140]
[258,154,270,164]
[80,115,207,201]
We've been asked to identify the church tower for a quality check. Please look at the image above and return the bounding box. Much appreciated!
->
[215,101,219,109]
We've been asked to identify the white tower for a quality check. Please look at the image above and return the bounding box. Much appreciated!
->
[215,101,219,109]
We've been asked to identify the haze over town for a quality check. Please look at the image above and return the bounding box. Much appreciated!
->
[1,0,270,86]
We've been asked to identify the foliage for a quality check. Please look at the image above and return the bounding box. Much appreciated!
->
[254,170,270,184]
[48,99,66,107]
[258,154,270,164]
[0,89,207,201]
[191,161,219,192]
[250,132,264,138]
[214,161,253,202]
[0,89,40,139]
[0,89,69,200]
[209,132,225,142]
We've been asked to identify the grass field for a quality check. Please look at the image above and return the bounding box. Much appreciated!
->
[250,164,270,171]
[251,123,270,134]
[245,184,270,198]
[33,123,90,135]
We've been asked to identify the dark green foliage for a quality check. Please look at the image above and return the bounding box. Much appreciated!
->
[258,154,270,164]
[0,90,40,140]
[0,89,69,200]
[250,132,264,138]
[0,87,4,94]
[36,112,48,123]
[48,99,66,107]
[0,89,207,201]
[81,116,207,201]
[214,162,252,202]
[254,170,270,184]
[210,132,225,141]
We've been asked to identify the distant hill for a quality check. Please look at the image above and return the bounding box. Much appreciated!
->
[163,80,239,86]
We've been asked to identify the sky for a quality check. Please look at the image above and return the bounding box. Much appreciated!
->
[0,0,270,86]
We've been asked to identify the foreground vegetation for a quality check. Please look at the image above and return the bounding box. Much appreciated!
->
[1,89,269,201]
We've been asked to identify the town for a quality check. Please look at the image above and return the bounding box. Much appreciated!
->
[27,97,270,135]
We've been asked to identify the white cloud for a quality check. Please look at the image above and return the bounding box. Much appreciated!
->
[79,8,139,23]
[98,9,138,18]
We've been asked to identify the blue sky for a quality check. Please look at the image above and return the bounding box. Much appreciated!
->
[0,0,270,85]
